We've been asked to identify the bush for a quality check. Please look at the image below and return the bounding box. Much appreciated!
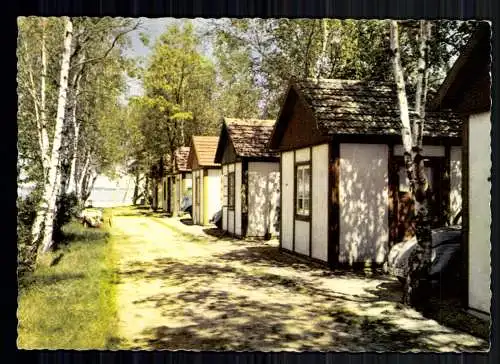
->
[17,189,42,277]
[53,192,80,244]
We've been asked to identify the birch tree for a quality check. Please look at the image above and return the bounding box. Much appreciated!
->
[31,16,73,254]
[389,20,433,307]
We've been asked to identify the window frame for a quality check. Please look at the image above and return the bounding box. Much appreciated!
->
[294,161,311,220]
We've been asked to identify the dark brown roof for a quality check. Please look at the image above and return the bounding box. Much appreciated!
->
[429,21,491,113]
[269,78,462,149]
[188,136,220,168]
[221,118,278,159]
[295,78,462,137]
[174,146,191,172]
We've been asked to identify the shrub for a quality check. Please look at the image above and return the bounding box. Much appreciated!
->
[53,192,80,244]
[17,188,42,277]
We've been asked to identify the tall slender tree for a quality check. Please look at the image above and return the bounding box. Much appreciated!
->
[390,20,434,307]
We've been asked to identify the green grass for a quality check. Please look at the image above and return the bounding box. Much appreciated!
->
[17,210,122,349]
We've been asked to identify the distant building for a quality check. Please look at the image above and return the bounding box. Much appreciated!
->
[214,118,280,239]
[187,136,222,226]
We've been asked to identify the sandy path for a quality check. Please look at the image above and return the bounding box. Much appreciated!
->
[111,208,488,351]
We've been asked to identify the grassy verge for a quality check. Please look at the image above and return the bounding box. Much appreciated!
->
[17,209,122,349]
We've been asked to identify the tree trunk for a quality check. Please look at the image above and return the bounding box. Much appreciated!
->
[81,171,98,206]
[315,19,329,79]
[389,20,432,308]
[23,20,50,177]
[33,17,73,255]
[76,150,91,203]
[66,64,84,195]
[39,19,50,177]
[41,162,62,250]
[133,171,141,205]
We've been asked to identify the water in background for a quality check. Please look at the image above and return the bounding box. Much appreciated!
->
[88,187,134,207]
[17,174,137,208]
[88,174,136,207]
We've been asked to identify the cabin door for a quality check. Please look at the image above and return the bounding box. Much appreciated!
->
[394,157,447,242]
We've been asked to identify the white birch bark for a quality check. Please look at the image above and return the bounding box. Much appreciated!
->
[76,151,91,201]
[315,19,330,79]
[389,21,415,186]
[39,19,50,177]
[390,20,433,307]
[32,17,73,254]
[66,63,84,195]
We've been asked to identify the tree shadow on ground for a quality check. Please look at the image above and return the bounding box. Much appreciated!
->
[59,226,109,246]
[202,228,235,241]
[180,218,193,226]
[215,245,388,279]
[114,206,169,218]
[118,250,487,351]
[19,272,85,288]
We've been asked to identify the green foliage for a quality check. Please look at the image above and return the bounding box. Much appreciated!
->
[53,192,80,244]
[129,21,220,174]
[17,189,43,276]
[211,19,478,118]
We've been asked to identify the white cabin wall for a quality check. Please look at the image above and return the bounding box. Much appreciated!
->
[235,162,242,236]
[247,162,280,237]
[184,173,192,190]
[192,170,199,224]
[450,146,462,223]
[293,147,311,255]
[339,143,389,264]
[227,164,235,233]
[207,169,222,224]
[468,111,491,314]
[222,165,228,231]
[199,170,204,225]
[175,174,181,214]
[160,177,167,211]
[311,144,329,262]
[281,151,294,250]
[295,148,310,163]
[294,220,310,255]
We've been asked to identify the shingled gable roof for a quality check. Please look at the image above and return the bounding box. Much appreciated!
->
[174,146,191,173]
[269,78,462,149]
[187,135,220,169]
[214,118,279,163]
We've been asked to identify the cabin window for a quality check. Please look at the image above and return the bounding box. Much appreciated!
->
[295,163,311,217]
[228,171,235,209]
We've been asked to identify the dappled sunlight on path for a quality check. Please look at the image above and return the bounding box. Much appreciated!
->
[111,207,487,351]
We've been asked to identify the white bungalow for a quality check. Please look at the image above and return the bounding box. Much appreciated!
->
[161,147,192,216]
[187,136,222,226]
[268,78,463,267]
[214,118,280,239]
[430,22,491,318]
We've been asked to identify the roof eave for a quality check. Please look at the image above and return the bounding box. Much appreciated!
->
[268,82,294,150]
[429,22,491,111]
[214,122,231,163]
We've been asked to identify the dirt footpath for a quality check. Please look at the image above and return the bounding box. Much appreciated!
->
[110,207,488,351]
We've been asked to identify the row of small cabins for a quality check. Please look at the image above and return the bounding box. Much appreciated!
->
[151,23,491,318]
